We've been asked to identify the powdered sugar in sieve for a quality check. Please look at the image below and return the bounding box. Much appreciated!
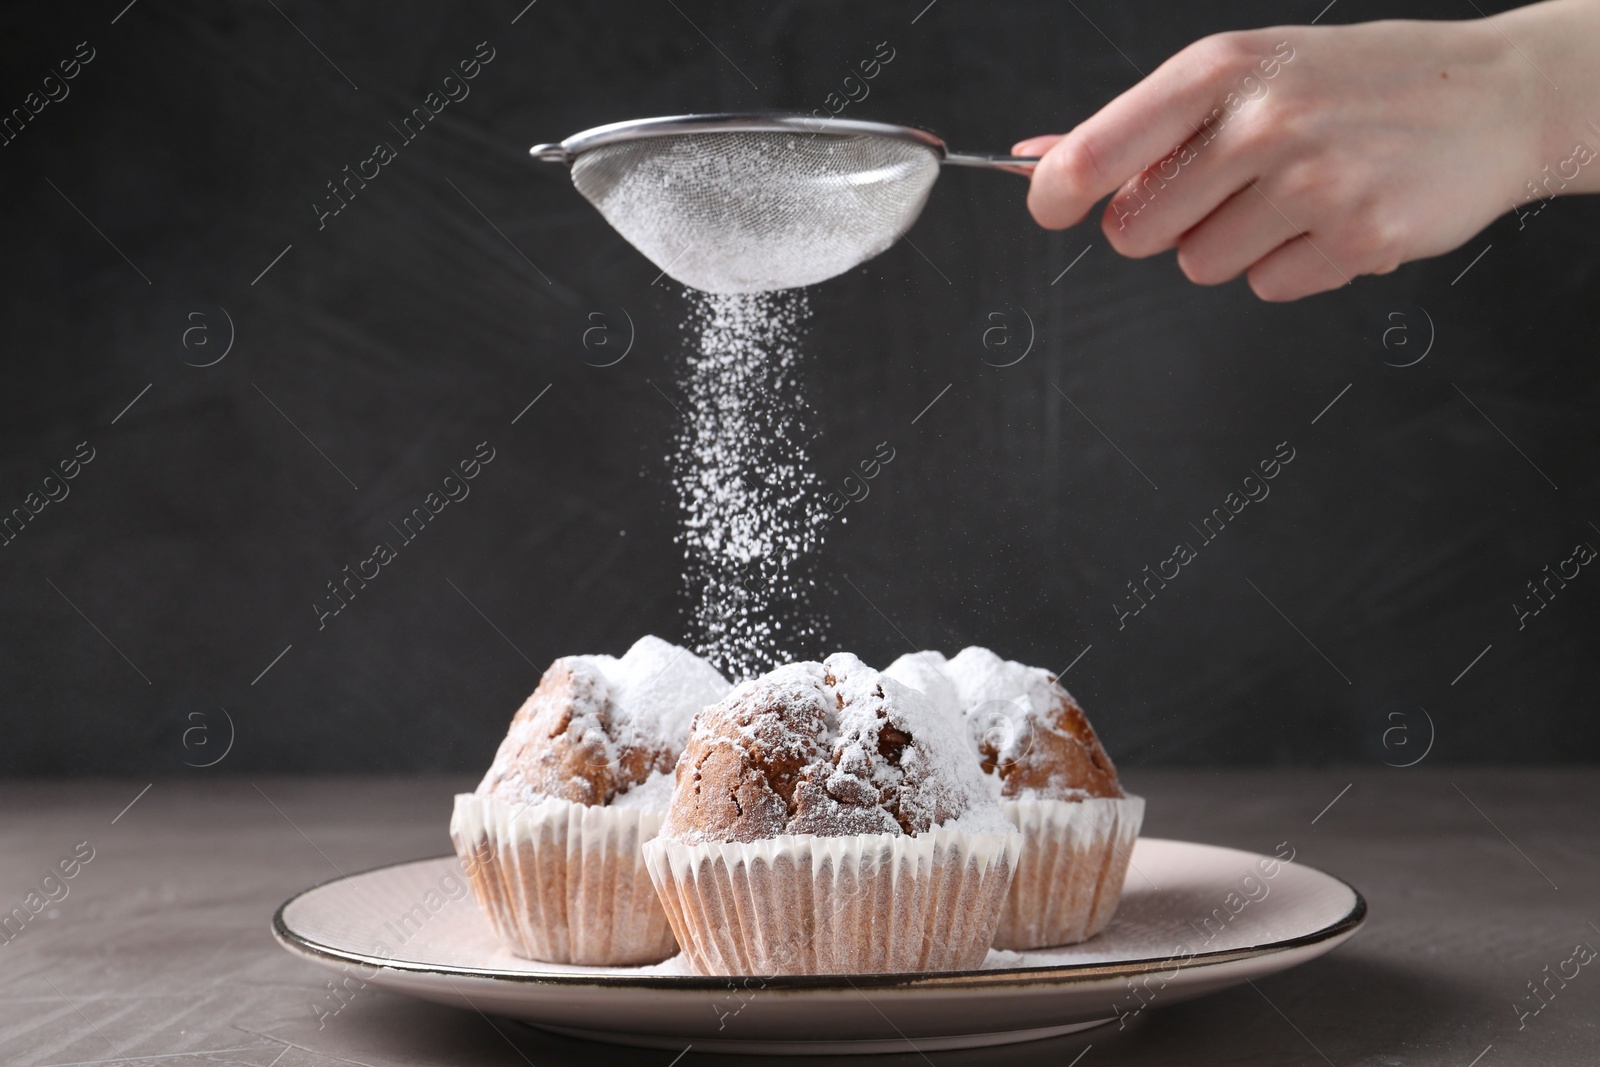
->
[533,114,1037,294]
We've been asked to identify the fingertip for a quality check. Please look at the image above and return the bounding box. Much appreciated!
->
[1246,248,1348,303]
[1025,184,1083,231]
[1018,148,1078,230]
[1245,266,1303,303]
[1012,135,1063,157]
[1099,199,1134,254]
[1175,244,1236,287]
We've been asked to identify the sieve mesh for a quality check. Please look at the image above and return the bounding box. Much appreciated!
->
[570,130,941,294]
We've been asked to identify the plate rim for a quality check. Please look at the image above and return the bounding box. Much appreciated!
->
[272,838,1366,992]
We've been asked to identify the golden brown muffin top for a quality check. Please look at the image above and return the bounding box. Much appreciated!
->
[476,637,730,808]
[884,648,1122,801]
[661,654,1012,844]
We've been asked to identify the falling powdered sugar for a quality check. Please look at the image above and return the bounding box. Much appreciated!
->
[670,290,829,680]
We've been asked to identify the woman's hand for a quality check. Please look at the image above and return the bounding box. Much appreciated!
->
[1017,1,1600,301]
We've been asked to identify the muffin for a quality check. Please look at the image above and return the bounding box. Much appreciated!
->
[642,653,1020,975]
[451,635,730,965]
[884,647,1143,949]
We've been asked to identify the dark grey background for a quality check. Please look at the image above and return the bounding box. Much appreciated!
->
[2,0,1595,776]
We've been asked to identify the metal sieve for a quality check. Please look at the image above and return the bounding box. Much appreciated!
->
[531,113,1038,294]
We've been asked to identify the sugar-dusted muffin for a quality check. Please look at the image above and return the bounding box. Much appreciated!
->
[451,635,730,965]
[643,653,1020,975]
[884,647,1144,950]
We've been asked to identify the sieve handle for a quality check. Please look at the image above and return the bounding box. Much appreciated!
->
[529,143,572,164]
[942,153,1039,171]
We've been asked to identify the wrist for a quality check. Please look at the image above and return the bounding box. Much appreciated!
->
[1496,0,1600,196]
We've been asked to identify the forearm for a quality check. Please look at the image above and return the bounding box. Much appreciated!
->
[1499,0,1600,195]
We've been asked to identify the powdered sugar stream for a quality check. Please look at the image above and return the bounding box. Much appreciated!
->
[670,290,828,680]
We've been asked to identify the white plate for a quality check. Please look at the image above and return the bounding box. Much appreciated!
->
[273,838,1363,1055]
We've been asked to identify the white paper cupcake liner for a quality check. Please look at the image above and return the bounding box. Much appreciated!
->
[643,828,1020,976]
[992,794,1145,950]
[450,792,677,966]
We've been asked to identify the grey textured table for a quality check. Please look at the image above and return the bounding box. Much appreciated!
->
[2,770,1595,1066]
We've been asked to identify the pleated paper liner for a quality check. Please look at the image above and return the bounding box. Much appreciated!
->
[643,828,1021,976]
[451,792,677,966]
[991,794,1145,951]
